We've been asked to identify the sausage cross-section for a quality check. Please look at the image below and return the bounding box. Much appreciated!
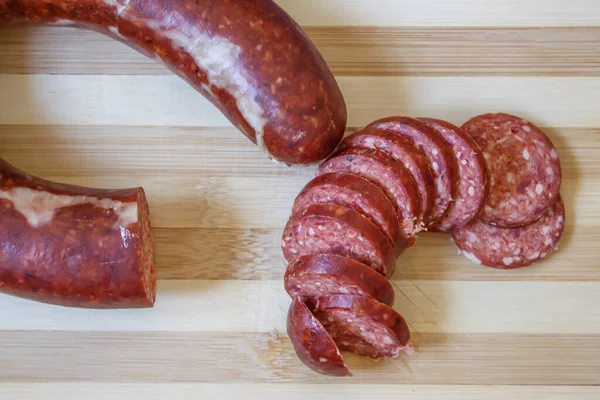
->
[282,203,396,277]
[339,128,436,226]
[420,118,489,232]
[0,0,347,165]
[461,113,561,228]
[452,195,566,269]
[0,158,156,308]
[285,254,395,307]
[292,172,405,256]
[365,116,459,226]
[317,147,422,241]
[309,295,413,359]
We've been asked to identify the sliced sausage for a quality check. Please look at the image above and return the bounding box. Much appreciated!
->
[461,113,562,228]
[452,195,566,269]
[282,203,396,277]
[284,254,395,307]
[287,297,351,377]
[309,295,413,359]
[317,147,422,241]
[420,118,489,231]
[339,128,436,226]
[365,116,459,225]
[291,172,405,256]
[0,0,346,165]
[0,158,155,309]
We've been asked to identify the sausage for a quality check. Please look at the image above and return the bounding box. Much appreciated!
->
[461,113,562,228]
[308,295,413,359]
[287,297,351,377]
[284,254,395,307]
[452,195,565,269]
[419,118,489,231]
[291,172,405,256]
[0,0,347,165]
[0,158,155,308]
[365,117,459,225]
[281,203,396,277]
[317,147,422,241]
[339,128,436,226]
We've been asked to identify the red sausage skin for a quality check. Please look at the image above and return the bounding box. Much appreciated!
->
[287,297,351,377]
[0,0,347,165]
[0,158,156,309]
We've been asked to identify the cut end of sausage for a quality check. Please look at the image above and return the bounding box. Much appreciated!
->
[284,254,395,307]
[137,187,157,308]
[287,297,352,377]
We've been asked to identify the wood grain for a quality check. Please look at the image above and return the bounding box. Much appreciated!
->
[274,0,600,27]
[1,331,600,384]
[150,226,598,282]
[1,0,599,396]
[0,126,596,177]
[1,280,599,334]
[1,27,599,76]
[1,75,599,128]
[1,384,598,400]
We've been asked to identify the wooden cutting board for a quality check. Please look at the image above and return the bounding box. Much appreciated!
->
[1,1,599,398]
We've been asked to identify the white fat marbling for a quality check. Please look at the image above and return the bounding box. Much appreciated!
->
[135,18,268,152]
[0,187,138,228]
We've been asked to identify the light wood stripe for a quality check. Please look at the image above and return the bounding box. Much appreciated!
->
[1,75,599,128]
[150,226,597,282]
[1,384,598,400]
[275,0,600,27]
[0,281,599,334]
[0,0,597,28]
[1,331,599,384]
[1,27,599,76]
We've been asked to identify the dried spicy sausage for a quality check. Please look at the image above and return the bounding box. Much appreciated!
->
[0,0,347,165]
[0,158,155,308]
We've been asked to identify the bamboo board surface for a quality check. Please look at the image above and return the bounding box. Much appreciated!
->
[0,1,599,398]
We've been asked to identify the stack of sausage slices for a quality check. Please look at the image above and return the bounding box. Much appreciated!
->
[281,113,564,377]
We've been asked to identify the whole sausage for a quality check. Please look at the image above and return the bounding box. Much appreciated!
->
[0,0,347,165]
[0,158,155,308]
[284,254,395,307]
[287,297,351,377]
[281,203,396,277]
[291,172,405,256]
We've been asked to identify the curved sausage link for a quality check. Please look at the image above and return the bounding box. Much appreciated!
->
[0,0,347,165]
[0,158,155,308]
